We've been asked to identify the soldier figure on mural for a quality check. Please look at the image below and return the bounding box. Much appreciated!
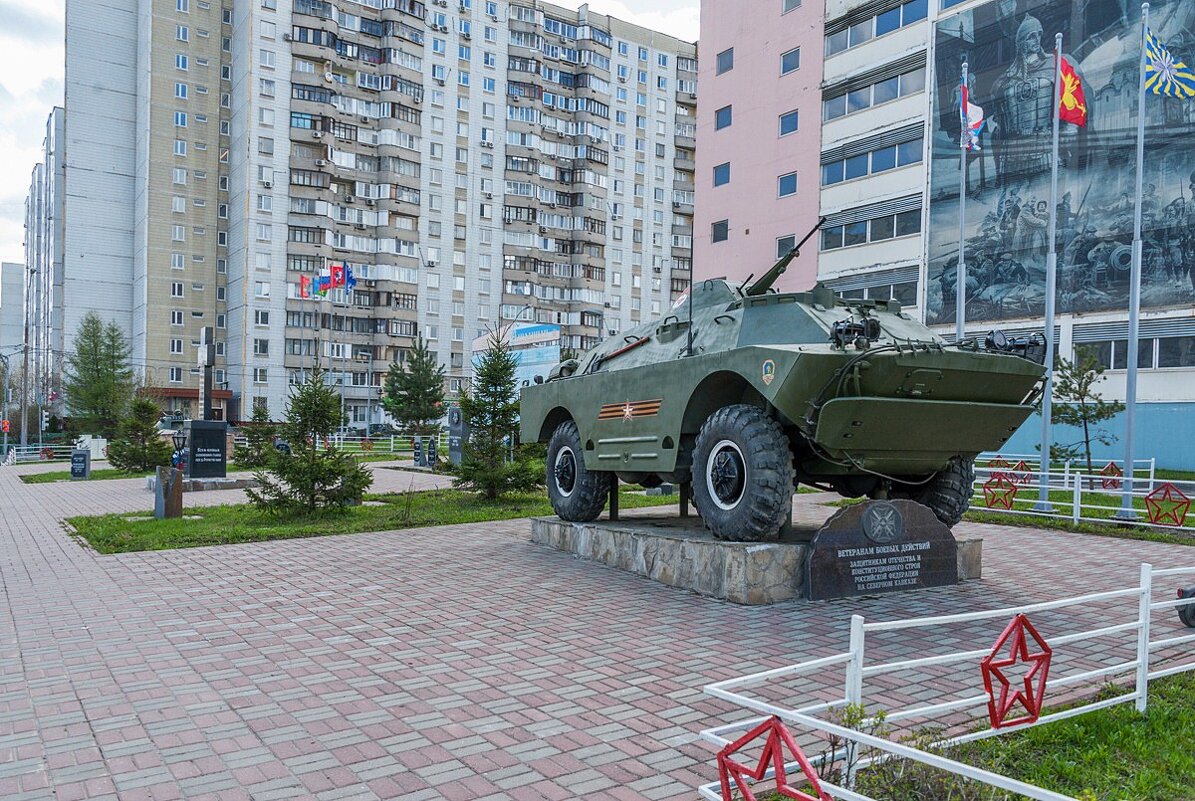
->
[991,15,1081,183]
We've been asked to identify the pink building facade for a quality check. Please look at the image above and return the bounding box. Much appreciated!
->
[693,0,825,292]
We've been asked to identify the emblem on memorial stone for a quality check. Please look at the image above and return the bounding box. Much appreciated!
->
[862,501,903,544]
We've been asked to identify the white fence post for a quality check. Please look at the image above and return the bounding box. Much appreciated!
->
[1071,471,1081,524]
[844,615,866,788]
[1063,461,1070,489]
[1148,458,1156,492]
[1136,562,1153,714]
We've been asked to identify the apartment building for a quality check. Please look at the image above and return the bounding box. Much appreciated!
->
[64,0,233,418]
[695,0,1195,468]
[694,0,823,292]
[22,108,67,416]
[54,0,695,427]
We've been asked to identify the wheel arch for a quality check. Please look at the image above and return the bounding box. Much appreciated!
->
[537,406,575,442]
[680,371,764,434]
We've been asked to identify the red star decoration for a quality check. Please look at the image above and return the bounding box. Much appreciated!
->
[622,401,634,421]
[1145,483,1191,527]
[981,613,1052,729]
[716,716,831,801]
[1011,460,1032,485]
[1099,461,1123,490]
[983,474,1018,509]
[987,456,1012,470]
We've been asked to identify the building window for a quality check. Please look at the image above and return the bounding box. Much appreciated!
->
[176,25,189,41]
[174,140,187,156]
[255,281,270,298]
[169,367,183,383]
[171,311,183,326]
[176,54,189,70]
[712,220,729,243]
[171,225,185,242]
[826,0,928,57]
[253,339,269,356]
[175,82,188,99]
[171,281,184,297]
[823,67,926,121]
[822,137,923,186]
[821,208,921,250]
[776,234,797,258]
[714,105,732,130]
[783,0,801,12]
[715,48,734,75]
[779,110,799,136]
[713,162,731,187]
[253,368,268,384]
[780,47,801,75]
[778,172,798,197]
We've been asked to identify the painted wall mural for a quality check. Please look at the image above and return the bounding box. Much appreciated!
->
[926,0,1195,325]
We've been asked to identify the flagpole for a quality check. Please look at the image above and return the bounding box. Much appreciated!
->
[956,60,969,342]
[1037,33,1064,511]
[1119,2,1149,519]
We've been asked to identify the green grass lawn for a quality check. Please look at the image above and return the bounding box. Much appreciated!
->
[849,673,1195,800]
[65,487,678,554]
[21,467,160,484]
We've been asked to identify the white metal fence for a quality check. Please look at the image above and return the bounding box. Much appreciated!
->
[698,562,1195,801]
[971,452,1193,532]
[4,444,75,463]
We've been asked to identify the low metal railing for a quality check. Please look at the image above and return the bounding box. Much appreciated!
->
[697,562,1195,801]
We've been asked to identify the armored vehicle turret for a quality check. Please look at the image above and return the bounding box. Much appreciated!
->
[520,236,1046,542]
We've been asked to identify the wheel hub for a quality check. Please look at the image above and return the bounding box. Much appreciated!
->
[554,446,578,497]
[706,440,747,510]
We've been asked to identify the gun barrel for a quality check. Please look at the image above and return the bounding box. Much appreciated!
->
[743,217,826,297]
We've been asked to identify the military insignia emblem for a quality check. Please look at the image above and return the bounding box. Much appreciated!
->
[862,501,903,544]
[761,359,776,386]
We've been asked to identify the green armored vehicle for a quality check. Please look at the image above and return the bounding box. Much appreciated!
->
[519,233,1046,542]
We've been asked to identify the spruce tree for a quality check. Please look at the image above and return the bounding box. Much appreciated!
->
[455,331,541,499]
[247,368,373,515]
[63,312,134,438]
[107,397,173,472]
[1050,353,1126,476]
[233,400,278,469]
[381,337,446,436]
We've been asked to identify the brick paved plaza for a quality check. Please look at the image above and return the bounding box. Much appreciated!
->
[1,461,1193,800]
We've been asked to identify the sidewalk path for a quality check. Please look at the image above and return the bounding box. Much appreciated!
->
[0,465,1192,800]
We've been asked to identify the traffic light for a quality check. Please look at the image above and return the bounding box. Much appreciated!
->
[40,410,49,432]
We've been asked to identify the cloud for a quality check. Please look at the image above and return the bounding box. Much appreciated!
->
[552,0,700,42]
[0,1,62,44]
[0,1,63,262]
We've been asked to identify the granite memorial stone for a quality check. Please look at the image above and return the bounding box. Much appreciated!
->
[806,500,959,601]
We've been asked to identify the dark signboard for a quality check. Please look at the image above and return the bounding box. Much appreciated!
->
[412,435,424,467]
[426,435,438,466]
[926,0,1195,326]
[70,449,91,480]
[448,405,467,467]
[186,420,228,479]
[806,500,958,600]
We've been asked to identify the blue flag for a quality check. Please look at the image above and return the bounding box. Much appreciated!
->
[345,265,358,292]
[1145,29,1195,98]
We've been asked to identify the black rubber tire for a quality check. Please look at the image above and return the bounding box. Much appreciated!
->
[892,456,975,529]
[691,405,795,542]
[546,420,611,522]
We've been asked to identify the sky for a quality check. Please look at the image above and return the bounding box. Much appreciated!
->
[0,0,698,266]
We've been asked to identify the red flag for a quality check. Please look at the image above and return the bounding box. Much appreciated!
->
[330,263,346,288]
[1058,56,1087,127]
[299,274,312,298]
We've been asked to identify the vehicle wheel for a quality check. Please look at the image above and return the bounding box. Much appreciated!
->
[546,420,611,522]
[692,405,794,542]
[892,456,975,528]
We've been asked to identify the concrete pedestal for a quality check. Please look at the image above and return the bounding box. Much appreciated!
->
[530,515,982,605]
